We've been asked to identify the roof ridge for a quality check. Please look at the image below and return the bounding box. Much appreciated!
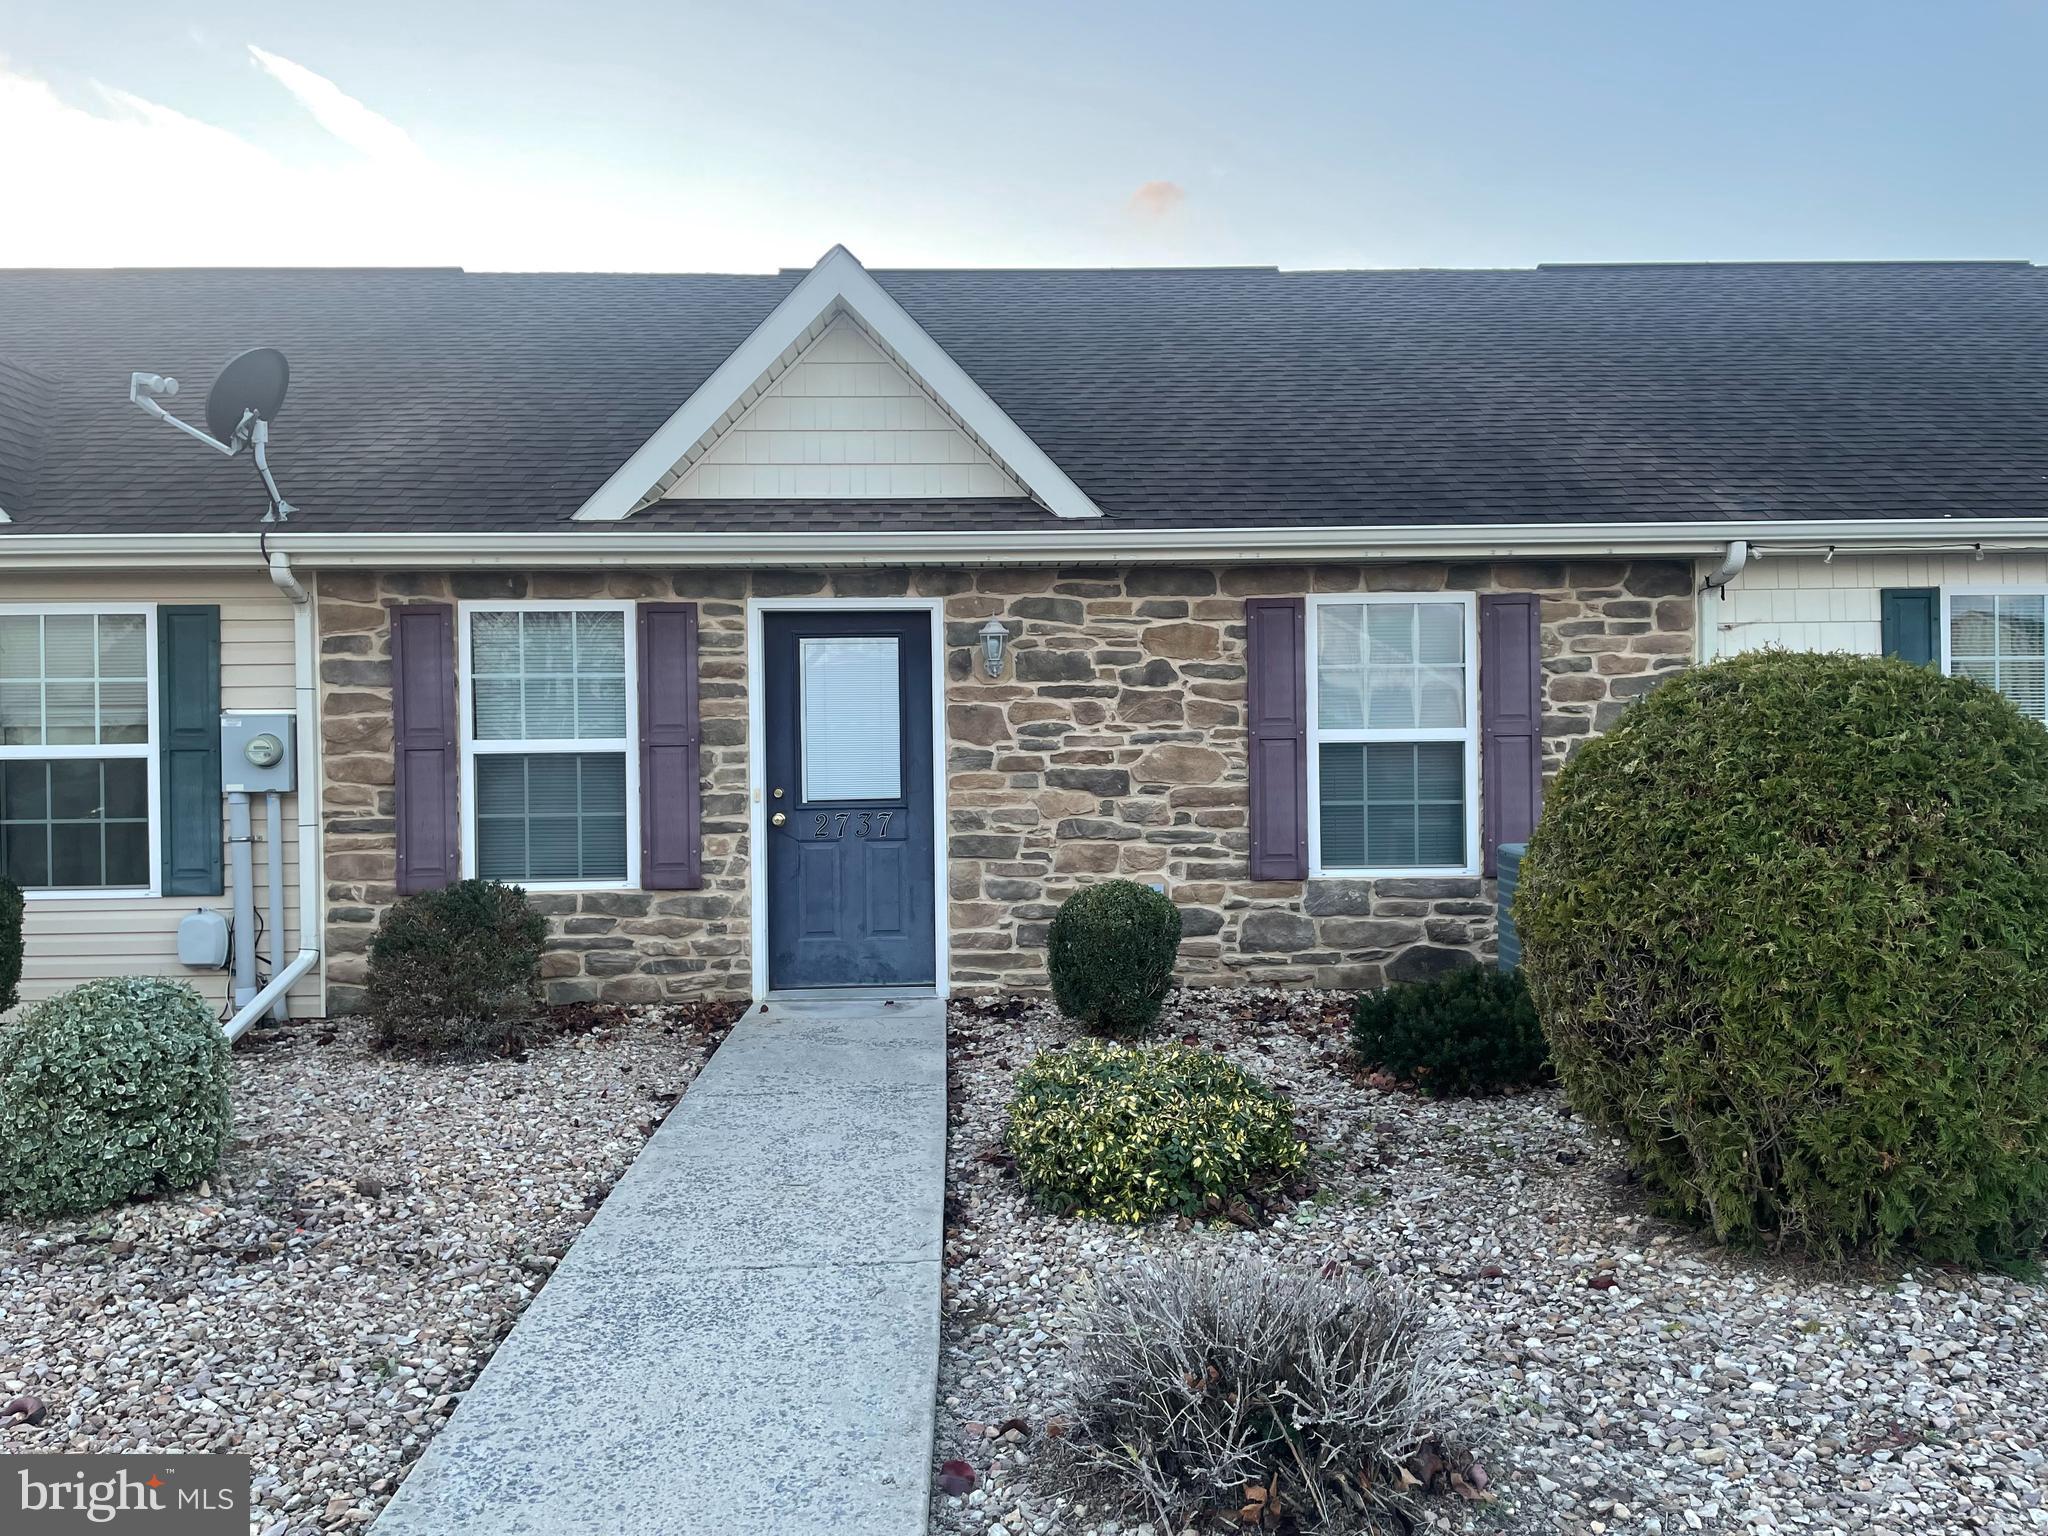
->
[0,266,468,277]
[853,264,1285,276]
[1537,259,2037,271]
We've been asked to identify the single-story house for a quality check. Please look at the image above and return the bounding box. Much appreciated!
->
[0,250,2043,1018]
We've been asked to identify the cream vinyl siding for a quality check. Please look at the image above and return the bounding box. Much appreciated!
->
[1699,552,2048,659]
[667,316,1026,500]
[0,570,318,1017]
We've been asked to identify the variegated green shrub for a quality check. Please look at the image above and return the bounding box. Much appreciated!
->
[0,976,232,1221]
[1005,1040,1306,1223]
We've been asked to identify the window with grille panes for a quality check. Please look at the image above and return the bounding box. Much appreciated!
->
[1947,592,2048,725]
[1307,594,1479,876]
[0,609,154,891]
[461,604,636,887]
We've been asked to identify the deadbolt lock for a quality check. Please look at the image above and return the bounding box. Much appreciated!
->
[773,787,784,798]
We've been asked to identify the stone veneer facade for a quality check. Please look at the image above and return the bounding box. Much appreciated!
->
[314,561,1695,1013]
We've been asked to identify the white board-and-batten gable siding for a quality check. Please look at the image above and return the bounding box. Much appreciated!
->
[665,317,1026,501]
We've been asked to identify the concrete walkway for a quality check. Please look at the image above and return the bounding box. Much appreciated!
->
[373,997,947,1536]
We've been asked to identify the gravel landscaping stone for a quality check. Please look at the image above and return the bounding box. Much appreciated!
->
[934,989,2048,1536]
[0,1002,736,1533]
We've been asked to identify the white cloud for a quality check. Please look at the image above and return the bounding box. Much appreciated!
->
[246,44,421,163]
[0,53,837,271]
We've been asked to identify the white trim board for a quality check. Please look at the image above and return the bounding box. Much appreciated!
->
[573,246,1103,524]
[744,596,950,1000]
[18,518,2048,571]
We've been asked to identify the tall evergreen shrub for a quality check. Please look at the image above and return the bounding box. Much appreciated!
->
[1519,650,2048,1264]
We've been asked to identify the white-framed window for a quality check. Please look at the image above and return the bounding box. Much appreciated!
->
[1306,592,1480,878]
[1943,589,2047,724]
[0,604,159,897]
[458,601,639,889]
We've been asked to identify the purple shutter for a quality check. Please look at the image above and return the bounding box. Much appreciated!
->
[1245,597,1309,881]
[1479,593,1544,878]
[389,602,461,894]
[638,602,702,890]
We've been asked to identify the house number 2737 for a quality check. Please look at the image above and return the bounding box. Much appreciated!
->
[812,811,893,839]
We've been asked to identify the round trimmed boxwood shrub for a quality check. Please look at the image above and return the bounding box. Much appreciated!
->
[0,977,232,1220]
[367,879,548,1051]
[1519,650,2048,1264]
[1352,965,1550,1097]
[1046,880,1182,1039]
[1005,1040,1306,1222]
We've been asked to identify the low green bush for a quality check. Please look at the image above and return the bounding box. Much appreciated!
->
[0,977,231,1220]
[0,878,22,1016]
[1520,649,2048,1264]
[1351,965,1550,1097]
[1046,880,1182,1039]
[1005,1040,1306,1222]
[366,879,547,1051]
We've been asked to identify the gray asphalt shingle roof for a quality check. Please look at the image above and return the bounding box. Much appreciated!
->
[1,259,2044,536]
[0,356,51,519]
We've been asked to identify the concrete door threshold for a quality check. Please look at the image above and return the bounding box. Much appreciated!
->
[761,985,942,1005]
[371,998,947,1536]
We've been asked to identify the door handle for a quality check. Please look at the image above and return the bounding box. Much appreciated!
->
[771,811,787,826]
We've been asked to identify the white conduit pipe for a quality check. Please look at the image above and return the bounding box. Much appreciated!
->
[265,790,288,1023]
[226,791,258,1010]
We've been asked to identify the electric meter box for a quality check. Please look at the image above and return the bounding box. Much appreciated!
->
[221,712,297,793]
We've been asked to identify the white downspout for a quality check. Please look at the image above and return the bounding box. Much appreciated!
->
[267,550,309,604]
[224,951,319,1043]
[1699,538,1750,594]
[227,552,322,1042]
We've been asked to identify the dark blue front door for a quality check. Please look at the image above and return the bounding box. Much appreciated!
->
[763,610,936,989]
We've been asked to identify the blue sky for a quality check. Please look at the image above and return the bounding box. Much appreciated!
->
[2,0,2042,270]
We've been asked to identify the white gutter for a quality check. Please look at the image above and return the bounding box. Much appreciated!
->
[224,947,319,1043]
[6,517,2048,569]
[240,548,324,1033]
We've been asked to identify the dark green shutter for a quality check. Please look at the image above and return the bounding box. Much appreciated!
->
[158,605,223,896]
[1880,588,1940,668]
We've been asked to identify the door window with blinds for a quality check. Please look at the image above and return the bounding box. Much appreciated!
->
[1947,592,2048,724]
[0,607,156,893]
[1307,594,1480,876]
[461,603,637,887]
[799,636,902,801]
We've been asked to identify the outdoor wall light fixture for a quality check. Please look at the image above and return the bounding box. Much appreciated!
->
[978,618,1010,678]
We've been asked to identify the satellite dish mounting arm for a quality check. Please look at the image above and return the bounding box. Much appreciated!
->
[129,365,297,523]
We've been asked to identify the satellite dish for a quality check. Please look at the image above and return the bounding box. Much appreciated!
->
[205,348,290,441]
[128,347,299,522]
